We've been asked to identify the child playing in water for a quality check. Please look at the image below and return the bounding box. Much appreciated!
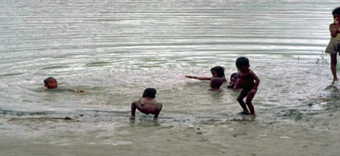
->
[209,77,224,92]
[185,66,226,81]
[234,57,260,116]
[130,88,163,120]
[325,7,340,82]
[227,72,238,89]
[44,77,84,92]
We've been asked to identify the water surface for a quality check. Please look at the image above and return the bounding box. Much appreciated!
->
[1,0,340,155]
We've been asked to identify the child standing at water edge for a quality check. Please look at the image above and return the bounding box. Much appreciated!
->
[130,88,163,120]
[185,66,226,81]
[44,77,84,92]
[325,7,340,82]
[234,57,260,116]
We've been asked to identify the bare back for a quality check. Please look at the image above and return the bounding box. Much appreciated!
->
[137,98,162,114]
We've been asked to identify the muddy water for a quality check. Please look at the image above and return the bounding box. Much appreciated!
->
[0,0,340,155]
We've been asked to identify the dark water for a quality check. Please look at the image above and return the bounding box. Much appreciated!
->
[1,0,340,155]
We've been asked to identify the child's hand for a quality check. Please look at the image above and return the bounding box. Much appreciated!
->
[335,19,339,25]
[75,89,85,93]
[330,24,338,30]
[330,24,338,32]
[185,75,197,79]
[233,85,239,91]
[250,89,257,95]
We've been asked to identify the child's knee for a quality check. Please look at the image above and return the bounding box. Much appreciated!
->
[158,103,163,110]
[246,99,252,105]
[131,101,137,106]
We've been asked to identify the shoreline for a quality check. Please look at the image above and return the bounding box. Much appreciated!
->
[1,108,339,156]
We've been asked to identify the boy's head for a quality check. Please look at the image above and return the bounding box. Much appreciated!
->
[143,88,157,98]
[333,7,340,24]
[44,77,58,89]
[230,73,238,84]
[332,7,340,16]
[210,66,225,78]
[236,57,250,71]
[210,78,224,89]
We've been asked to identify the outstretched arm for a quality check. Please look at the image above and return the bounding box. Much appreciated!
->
[185,75,211,80]
[68,88,85,93]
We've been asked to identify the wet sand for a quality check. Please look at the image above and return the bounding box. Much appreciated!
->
[1,109,339,156]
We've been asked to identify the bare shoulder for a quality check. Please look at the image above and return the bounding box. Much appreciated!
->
[249,69,260,79]
[248,69,256,75]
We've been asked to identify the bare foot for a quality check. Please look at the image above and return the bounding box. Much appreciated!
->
[238,111,250,115]
[129,116,135,120]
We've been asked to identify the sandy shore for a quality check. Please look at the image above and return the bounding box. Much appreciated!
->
[1,110,339,156]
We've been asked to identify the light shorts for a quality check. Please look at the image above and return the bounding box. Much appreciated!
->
[325,39,340,54]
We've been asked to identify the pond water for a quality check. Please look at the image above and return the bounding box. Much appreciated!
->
[1,0,340,155]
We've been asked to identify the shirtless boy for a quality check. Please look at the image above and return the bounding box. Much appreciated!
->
[130,88,163,120]
[234,57,260,116]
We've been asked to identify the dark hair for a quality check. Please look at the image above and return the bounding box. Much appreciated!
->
[143,88,157,98]
[230,73,238,82]
[332,7,340,15]
[210,66,225,78]
[236,57,250,68]
[44,77,56,84]
[210,78,224,89]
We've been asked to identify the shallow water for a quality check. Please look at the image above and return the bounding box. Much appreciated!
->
[1,0,340,155]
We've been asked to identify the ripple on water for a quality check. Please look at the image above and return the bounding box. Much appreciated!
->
[42,66,70,70]
[0,73,24,77]
[85,62,111,67]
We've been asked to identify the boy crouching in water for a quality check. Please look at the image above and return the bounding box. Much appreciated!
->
[130,88,163,120]
[234,57,260,116]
